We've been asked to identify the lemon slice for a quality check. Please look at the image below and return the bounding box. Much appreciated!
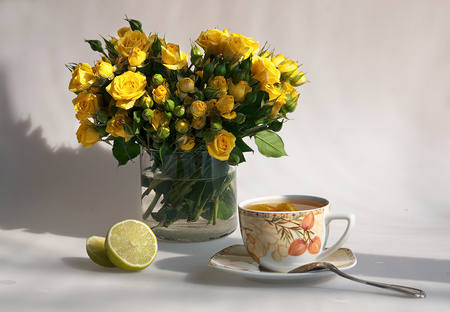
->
[105,219,158,271]
[86,236,116,268]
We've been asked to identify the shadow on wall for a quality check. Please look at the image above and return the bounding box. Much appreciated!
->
[0,72,141,238]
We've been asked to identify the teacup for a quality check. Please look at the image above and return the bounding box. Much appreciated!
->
[238,195,355,272]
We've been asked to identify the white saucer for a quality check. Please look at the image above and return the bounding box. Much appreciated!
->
[208,245,357,283]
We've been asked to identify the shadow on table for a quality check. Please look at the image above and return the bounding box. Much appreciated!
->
[347,253,450,284]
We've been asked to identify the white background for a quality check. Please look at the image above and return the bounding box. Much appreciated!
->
[0,0,449,311]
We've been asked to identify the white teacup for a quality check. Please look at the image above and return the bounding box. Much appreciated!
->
[238,195,355,272]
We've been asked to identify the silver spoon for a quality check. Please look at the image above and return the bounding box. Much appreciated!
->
[288,261,426,298]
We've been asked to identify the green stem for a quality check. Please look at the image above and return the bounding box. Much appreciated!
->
[143,192,161,220]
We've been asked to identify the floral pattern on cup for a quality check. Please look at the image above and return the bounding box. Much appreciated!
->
[240,210,324,263]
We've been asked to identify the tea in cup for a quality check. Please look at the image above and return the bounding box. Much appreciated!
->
[238,195,355,272]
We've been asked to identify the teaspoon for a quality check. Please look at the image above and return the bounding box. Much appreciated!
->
[288,261,426,298]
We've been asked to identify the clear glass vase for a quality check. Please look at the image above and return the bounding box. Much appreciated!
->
[140,147,237,242]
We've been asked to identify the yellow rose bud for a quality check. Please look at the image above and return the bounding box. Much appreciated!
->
[278,59,299,79]
[69,63,97,92]
[251,56,280,85]
[208,76,228,97]
[205,99,217,113]
[290,71,308,87]
[94,60,114,79]
[190,100,207,118]
[152,84,170,105]
[157,126,170,139]
[268,101,285,118]
[178,77,195,93]
[106,71,147,110]
[76,119,101,148]
[215,95,236,119]
[151,109,170,131]
[115,30,151,57]
[72,92,99,120]
[178,133,196,151]
[227,79,252,102]
[206,130,236,161]
[128,46,147,67]
[191,116,206,130]
[106,111,133,141]
[271,54,286,67]
[196,29,229,55]
[175,119,190,134]
[141,94,154,109]
[161,43,187,70]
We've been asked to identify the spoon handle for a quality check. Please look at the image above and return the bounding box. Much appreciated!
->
[323,262,426,298]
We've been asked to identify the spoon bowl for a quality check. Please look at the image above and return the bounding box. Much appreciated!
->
[289,261,426,298]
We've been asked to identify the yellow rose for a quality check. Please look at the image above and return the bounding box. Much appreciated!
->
[94,60,114,79]
[191,116,206,130]
[76,119,101,148]
[128,46,147,67]
[177,133,196,151]
[117,27,131,38]
[178,77,195,93]
[251,56,280,85]
[221,32,258,61]
[215,95,236,119]
[151,109,170,131]
[190,100,207,117]
[260,84,285,102]
[208,76,228,97]
[72,92,99,120]
[106,111,133,141]
[115,30,151,57]
[69,63,97,92]
[152,84,170,105]
[161,43,187,70]
[227,79,252,102]
[206,130,236,161]
[196,29,229,55]
[106,71,147,110]
[260,84,287,118]
[280,81,298,99]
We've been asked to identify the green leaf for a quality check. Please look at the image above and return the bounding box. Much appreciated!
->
[159,140,172,164]
[112,137,140,166]
[217,188,236,220]
[236,139,253,153]
[254,130,288,158]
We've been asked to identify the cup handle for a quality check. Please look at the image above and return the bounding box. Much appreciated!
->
[317,212,355,260]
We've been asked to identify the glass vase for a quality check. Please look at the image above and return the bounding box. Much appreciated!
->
[140,147,237,242]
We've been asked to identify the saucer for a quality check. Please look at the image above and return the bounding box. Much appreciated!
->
[208,245,357,283]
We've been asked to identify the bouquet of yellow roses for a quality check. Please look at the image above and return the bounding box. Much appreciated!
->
[67,17,307,235]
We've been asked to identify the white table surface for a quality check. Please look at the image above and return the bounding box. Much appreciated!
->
[1,224,448,312]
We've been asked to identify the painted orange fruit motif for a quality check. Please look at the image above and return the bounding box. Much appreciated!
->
[307,236,321,254]
[288,238,307,256]
[301,211,314,230]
